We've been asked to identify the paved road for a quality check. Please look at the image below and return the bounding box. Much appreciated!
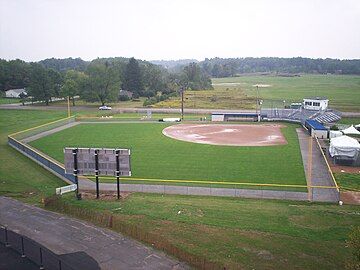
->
[0,197,188,270]
[1,103,360,117]
[296,128,339,202]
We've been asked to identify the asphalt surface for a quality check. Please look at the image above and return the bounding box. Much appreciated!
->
[0,243,38,270]
[296,128,339,202]
[2,103,359,117]
[0,197,188,270]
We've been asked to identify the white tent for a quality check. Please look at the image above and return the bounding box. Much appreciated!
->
[329,130,343,139]
[356,124,360,128]
[342,125,360,135]
[329,135,360,158]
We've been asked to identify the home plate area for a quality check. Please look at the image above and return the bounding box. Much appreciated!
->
[162,124,287,146]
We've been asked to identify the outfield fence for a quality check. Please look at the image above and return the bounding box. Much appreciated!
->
[43,195,231,270]
[8,116,77,184]
[0,223,76,270]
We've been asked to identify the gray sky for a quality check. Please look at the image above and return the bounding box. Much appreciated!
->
[1,0,359,62]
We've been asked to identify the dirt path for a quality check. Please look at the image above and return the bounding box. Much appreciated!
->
[0,197,187,270]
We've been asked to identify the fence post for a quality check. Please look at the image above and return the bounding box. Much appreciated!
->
[58,259,62,270]
[21,236,26,257]
[4,226,10,247]
[39,247,44,270]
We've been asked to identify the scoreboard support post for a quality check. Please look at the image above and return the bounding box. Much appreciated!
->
[116,150,120,200]
[95,149,100,199]
[72,148,81,200]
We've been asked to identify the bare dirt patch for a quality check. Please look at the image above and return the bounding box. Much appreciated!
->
[340,191,360,205]
[162,124,287,146]
[329,164,360,174]
[81,191,132,201]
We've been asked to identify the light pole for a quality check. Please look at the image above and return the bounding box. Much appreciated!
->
[256,85,260,122]
[180,87,185,121]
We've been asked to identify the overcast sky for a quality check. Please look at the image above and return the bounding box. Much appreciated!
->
[1,0,359,62]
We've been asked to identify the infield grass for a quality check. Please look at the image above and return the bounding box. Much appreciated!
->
[29,122,307,187]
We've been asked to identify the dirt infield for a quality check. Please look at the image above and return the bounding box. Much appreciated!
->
[162,124,287,146]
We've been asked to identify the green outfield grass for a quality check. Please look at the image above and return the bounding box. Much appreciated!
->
[29,122,307,187]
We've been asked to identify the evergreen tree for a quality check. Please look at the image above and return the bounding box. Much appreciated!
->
[122,57,144,96]
[28,63,55,105]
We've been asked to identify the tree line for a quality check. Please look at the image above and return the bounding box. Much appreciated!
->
[199,57,360,77]
[0,57,212,106]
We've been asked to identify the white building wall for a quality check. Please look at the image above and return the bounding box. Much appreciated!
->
[211,114,224,122]
[5,90,20,98]
[303,99,328,110]
[312,129,328,139]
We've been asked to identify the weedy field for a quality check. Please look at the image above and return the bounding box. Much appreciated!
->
[155,74,360,111]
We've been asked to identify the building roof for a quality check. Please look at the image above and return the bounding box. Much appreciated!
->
[6,88,26,94]
[342,125,360,135]
[303,97,328,101]
[212,112,266,117]
[119,90,133,97]
[305,119,327,130]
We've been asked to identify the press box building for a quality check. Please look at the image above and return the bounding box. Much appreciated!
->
[303,97,329,110]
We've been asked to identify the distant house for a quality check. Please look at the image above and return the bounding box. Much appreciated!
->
[5,88,27,98]
[119,90,133,99]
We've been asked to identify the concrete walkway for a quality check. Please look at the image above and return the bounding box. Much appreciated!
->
[296,128,339,202]
[0,197,188,270]
[22,122,79,143]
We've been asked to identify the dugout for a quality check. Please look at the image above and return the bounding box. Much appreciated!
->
[211,112,266,122]
[304,119,328,139]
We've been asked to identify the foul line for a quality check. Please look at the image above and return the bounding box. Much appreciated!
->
[7,116,341,191]
[9,116,74,137]
[315,137,339,190]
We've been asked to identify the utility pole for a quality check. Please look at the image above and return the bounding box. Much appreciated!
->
[256,85,260,122]
[180,87,184,121]
[67,96,71,118]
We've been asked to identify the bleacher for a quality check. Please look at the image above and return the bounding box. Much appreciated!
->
[312,110,341,124]
[261,107,341,124]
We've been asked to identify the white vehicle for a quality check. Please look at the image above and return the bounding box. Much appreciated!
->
[99,105,112,110]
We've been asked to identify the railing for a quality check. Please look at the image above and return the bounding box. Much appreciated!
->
[0,224,75,270]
